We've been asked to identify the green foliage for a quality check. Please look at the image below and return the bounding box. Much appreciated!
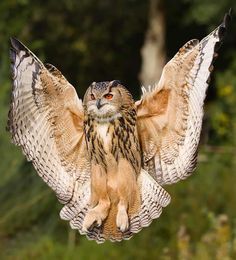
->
[0,0,235,259]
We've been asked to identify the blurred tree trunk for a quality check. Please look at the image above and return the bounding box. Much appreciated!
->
[139,0,166,88]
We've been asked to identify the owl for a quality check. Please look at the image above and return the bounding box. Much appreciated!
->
[8,11,231,243]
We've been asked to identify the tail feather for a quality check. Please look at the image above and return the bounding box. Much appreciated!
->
[60,181,90,235]
[129,169,171,233]
[59,169,171,243]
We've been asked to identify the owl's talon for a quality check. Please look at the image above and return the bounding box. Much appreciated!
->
[116,206,129,232]
[96,219,102,227]
[82,205,108,231]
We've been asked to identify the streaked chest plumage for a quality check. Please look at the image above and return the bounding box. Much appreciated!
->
[84,112,141,174]
[96,123,111,153]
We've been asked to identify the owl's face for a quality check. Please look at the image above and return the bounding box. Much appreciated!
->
[83,80,133,122]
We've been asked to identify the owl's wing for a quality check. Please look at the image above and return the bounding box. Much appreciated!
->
[8,38,90,204]
[136,10,231,185]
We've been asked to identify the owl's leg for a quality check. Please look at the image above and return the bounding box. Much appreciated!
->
[83,164,110,231]
[116,158,137,232]
[116,200,129,232]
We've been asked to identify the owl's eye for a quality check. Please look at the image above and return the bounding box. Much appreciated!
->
[104,93,113,100]
[91,94,95,100]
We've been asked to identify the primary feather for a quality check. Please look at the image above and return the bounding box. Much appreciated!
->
[136,10,232,185]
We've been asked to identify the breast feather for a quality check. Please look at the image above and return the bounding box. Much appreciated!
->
[96,123,111,152]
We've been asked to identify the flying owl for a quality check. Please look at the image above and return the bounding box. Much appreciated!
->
[8,11,231,243]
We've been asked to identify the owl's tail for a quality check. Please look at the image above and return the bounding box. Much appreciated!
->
[128,169,171,235]
[60,169,171,243]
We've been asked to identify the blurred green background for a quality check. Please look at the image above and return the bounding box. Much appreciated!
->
[0,0,236,259]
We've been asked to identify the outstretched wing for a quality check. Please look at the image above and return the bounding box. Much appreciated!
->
[8,38,90,204]
[136,10,231,185]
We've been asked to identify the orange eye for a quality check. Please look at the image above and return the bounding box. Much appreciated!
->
[104,93,113,100]
[91,94,95,100]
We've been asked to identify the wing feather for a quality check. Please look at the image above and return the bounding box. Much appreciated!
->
[136,10,231,185]
[8,38,90,204]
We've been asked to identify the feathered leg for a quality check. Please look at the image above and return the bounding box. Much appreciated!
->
[82,164,110,231]
[116,158,140,232]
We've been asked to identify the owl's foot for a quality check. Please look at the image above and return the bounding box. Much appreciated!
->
[82,201,110,231]
[116,204,129,232]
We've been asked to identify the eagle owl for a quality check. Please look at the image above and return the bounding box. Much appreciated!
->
[8,11,231,243]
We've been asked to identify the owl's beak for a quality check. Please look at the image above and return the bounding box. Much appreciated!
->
[96,99,102,109]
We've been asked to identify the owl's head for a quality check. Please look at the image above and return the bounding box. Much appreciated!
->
[83,80,134,122]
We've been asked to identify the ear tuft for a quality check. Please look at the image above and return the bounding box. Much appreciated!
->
[111,80,121,87]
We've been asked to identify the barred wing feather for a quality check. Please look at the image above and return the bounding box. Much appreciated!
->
[136,10,231,185]
[8,38,90,204]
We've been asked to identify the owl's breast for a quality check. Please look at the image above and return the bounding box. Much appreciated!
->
[85,115,141,173]
[96,123,112,153]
